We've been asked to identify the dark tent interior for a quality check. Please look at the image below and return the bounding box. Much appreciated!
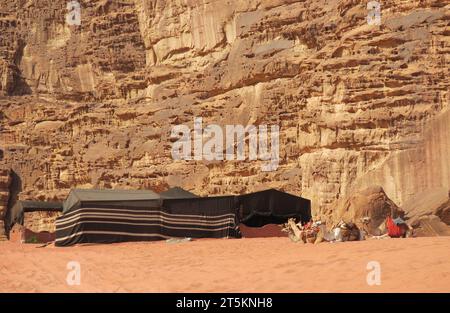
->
[237,189,311,227]
[163,195,235,215]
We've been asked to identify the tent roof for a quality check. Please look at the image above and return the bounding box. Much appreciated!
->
[15,200,63,211]
[63,189,161,212]
[238,188,306,198]
[68,188,160,201]
[160,187,198,199]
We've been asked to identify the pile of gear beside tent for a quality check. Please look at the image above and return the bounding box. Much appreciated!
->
[6,187,311,246]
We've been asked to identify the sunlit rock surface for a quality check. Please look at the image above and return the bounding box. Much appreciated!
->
[0,1,449,220]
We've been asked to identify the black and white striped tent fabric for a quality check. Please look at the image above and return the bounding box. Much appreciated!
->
[55,189,240,246]
[55,188,311,246]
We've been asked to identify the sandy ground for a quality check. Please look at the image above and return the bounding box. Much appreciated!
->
[1,237,450,293]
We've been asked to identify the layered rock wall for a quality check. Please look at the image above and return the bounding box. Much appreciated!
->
[354,110,450,206]
[0,0,449,215]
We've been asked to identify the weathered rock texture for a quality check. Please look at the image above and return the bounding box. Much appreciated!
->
[0,1,449,217]
[23,211,61,233]
[412,215,450,237]
[402,187,450,231]
[323,185,404,234]
[0,168,11,240]
[403,187,449,220]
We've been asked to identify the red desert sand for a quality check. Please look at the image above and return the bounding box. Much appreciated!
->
[1,237,450,293]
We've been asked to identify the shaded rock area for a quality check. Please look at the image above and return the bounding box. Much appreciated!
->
[402,188,450,236]
[411,215,450,237]
[402,188,450,225]
[0,0,449,224]
[0,167,11,240]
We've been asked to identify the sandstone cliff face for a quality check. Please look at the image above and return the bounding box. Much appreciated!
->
[0,1,449,216]
[325,185,404,233]
[23,211,61,233]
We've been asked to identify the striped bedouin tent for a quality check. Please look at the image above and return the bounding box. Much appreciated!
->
[55,189,240,246]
